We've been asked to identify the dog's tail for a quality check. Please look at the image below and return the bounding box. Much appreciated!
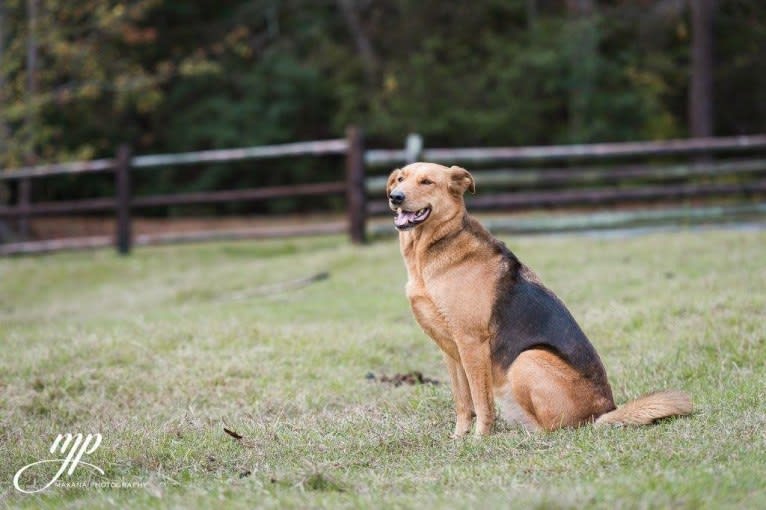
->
[595,390,692,426]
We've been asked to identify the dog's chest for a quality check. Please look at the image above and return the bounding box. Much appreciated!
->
[406,279,460,358]
[406,278,495,360]
[399,231,499,355]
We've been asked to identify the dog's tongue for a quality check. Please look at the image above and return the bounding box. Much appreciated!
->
[395,210,417,228]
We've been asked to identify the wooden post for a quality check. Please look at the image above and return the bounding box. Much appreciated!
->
[405,133,423,164]
[345,126,366,244]
[114,144,132,255]
[18,178,30,239]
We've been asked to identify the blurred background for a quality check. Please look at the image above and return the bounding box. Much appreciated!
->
[0,0,764,250]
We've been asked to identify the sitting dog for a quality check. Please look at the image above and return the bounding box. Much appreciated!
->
[387,162,692,436]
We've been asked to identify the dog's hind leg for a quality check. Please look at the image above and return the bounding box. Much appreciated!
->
[494,375,542,433]
[507,349,614,431]
[444,353,474,437]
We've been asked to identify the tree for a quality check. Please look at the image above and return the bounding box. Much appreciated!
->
[336,0,378,86]
[25,0,38,163]
[689,0,716,137]
[0,0,764,214]
[566,0,597,143]
[0,1,8,151]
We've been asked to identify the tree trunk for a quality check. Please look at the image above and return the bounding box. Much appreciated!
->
[526,0,538,31]
[0,1,9,152]
[689,0,715,138]
[26,0,39,164]
[0,0,9,240]
[566,0,597,143]
[336,0,379,86]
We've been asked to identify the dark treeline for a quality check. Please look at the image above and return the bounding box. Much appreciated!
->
[0,1,764,212]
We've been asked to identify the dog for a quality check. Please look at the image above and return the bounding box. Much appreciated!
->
[387,162,692,436]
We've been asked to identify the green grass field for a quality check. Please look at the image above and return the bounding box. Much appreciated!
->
[1,228,765,509]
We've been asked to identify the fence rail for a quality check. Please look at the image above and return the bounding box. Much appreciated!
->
[365,159,766,193]
[423,134,766,164]
[364,134,766,166]
[132,139,348,168]
[0,139,350,180]
[1,130,765,255]
[367,180,766,215]
[0,158,115,180]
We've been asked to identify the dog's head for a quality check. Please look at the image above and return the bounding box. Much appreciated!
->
[386,162,475,231]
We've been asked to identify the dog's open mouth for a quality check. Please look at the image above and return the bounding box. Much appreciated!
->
[394,207,431,230]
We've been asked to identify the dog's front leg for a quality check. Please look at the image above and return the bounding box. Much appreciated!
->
[456,337,494,436]
[443,353,474,438]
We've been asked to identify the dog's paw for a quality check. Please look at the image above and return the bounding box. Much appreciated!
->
[473,421,493,437]
[451,426,472,439]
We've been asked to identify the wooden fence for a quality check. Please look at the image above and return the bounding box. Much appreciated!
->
[0,127,364,254]
[1,129,765,255]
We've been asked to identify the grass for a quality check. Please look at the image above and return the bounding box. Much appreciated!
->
[1,227,765,509]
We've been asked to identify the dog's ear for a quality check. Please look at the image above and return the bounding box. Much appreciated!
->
[386,168,401,197]
[449,166,475,196]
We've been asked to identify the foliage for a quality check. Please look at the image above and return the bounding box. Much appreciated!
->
[0,0,764,207]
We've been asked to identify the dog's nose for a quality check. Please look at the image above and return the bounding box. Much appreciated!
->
[389,190,405,205]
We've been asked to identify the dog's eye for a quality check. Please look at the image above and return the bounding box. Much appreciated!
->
[397,176,404,182]
[419,179,433,185]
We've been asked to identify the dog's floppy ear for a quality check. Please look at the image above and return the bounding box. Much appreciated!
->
[386,168,401,197]
[449,166,475,196]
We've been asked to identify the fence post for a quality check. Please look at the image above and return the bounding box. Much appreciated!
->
[405,133,423,164]
[18,178,31,239]
[346,126,367,244]
[115,144,133,255]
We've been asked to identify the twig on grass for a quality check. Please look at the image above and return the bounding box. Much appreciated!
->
[223,427,243,440]
[222,421,258,448]
[222,271,330,301]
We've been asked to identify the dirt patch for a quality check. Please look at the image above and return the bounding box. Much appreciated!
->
[20,214,347,240]
[366,371,440,387]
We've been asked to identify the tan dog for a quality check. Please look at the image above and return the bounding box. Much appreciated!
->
[387,162,692,436]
